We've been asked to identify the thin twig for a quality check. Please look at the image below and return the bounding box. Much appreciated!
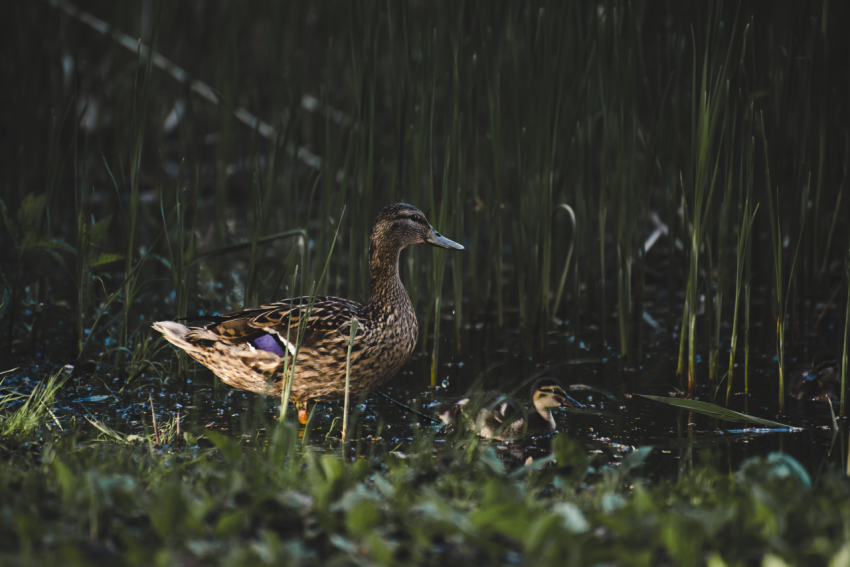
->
[813,282,843,330]
[821,134,848,276]
[46,0,350,173]
[374,390,437,424]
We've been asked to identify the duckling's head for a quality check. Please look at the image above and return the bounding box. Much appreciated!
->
[370,203,464,256]
[807,352,840,384]
[531,378,583,411]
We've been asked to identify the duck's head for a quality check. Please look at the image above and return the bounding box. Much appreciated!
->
[370,203,464,254]
[531,378,583,411]
[806,352,840,385]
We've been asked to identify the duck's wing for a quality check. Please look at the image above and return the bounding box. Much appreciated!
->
[182,296,365,356]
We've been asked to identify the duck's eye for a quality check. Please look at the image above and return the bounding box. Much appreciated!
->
[410,214,421,223]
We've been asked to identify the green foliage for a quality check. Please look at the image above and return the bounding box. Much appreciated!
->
[0,367,69,437]
[0,426,849,565]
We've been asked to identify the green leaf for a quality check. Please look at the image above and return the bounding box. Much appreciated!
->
[44,248,71,280]
[552,433,586,466]
[828,399,839,432]
[470,502,529,535]
[90,214,113,245]
[620,446,653,473]
[507,453,555,478]
[16,193,46,231]
[637,395,794,429]
[765,453,812,488]
[739,453,812,489]
[0,283,8,322]
[203,429,242,462]
[829,543,850,567]
[29,238,77,254]
[216,510,247,536]
[552,502,589,534]
[89,253,125,268]
[320,454,345,483]
[0,196,14,237]
[345,500,381,536]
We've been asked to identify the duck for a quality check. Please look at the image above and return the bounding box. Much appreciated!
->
[434,378,583,441]
[788,352,841,402]
[154,203,463,424]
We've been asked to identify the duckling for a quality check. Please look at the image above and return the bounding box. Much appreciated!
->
[788,352,841,402]
[154,203,463,424]
[434,378,583,441]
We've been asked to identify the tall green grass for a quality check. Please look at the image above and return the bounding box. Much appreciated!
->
[681,4,737,395]
[761,114,811,414]
[120,3,161,358]
[0,1,848,413]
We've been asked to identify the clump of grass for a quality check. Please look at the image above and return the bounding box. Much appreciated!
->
[726,146,758,405]
[118,2,162,358]
[761,113,811,414]
[0,192,74,349]
[682,8,737,395]
[158,160,194,381]
[0,368,69,436]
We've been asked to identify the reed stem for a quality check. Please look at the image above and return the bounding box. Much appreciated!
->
[342,318,359,440]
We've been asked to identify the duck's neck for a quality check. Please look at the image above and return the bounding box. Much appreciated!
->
[530,408,557,432]
[366,242,408,308]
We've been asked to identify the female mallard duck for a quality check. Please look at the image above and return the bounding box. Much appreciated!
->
[434,378,583,441]
[154,203,463,423]
[788,352,841,402]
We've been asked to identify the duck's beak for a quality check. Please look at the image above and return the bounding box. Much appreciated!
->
[425,226,464,250]
[561,394,584,409]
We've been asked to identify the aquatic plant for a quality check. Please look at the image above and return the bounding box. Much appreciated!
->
[0,409,848,565]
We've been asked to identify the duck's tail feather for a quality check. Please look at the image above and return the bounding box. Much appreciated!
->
[153,321,206,353]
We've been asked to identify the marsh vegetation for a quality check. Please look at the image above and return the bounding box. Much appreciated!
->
[2,0,850,564]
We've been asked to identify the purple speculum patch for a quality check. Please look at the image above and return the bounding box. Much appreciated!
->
[251,333,287,357]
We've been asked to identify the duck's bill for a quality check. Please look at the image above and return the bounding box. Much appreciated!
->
[561,395,584,409]
[425,227,464,250]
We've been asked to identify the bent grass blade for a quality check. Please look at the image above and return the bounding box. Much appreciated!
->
[637,394,799,430]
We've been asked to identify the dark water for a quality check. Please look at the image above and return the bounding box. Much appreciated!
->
[4,299,843,481]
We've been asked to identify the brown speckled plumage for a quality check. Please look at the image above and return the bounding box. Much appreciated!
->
[154,203,463,418]
[788,352,840,402]
[434,378,583,441]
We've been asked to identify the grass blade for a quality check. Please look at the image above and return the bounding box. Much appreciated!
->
[638,394,797,429]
